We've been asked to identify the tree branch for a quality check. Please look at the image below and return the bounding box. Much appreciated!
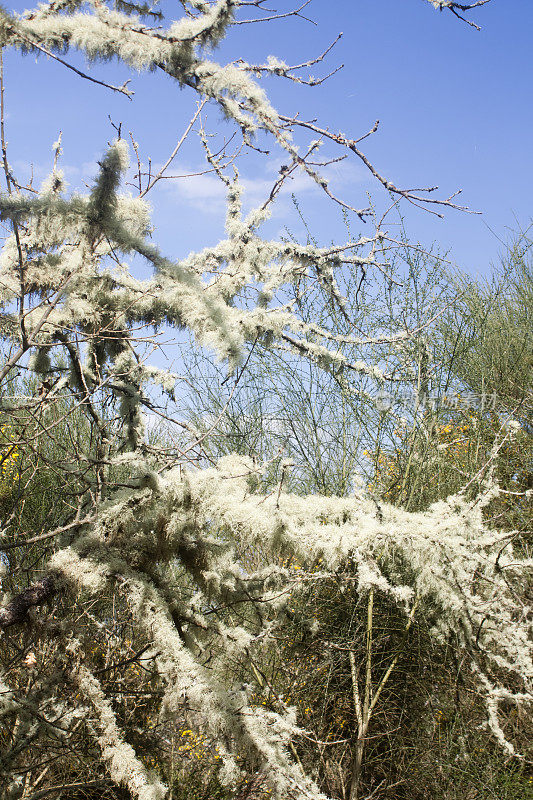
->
[0,576,56,630]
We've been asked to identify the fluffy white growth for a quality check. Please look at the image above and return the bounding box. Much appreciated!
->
[44,452,531,794]
[0,2,518,798]
[0,672,15,716]
[50,547,109,594]
[76,665,167,799]
[0,109,525,800]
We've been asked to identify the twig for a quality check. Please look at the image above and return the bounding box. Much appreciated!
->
[140,98,208,197]
[234,0,316,26]
[11,29,134,98]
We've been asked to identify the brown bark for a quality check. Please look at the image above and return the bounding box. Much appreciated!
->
[0,576,56,630]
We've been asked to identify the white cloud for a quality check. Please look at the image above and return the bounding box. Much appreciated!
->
[153,157,366,220]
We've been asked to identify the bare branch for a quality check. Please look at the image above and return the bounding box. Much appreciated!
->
[234,0,317,26]
[278,113,477,217]
[426,0,492,30]
[6,27,134,97]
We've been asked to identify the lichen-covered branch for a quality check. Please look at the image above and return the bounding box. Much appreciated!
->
[0,1,524,798]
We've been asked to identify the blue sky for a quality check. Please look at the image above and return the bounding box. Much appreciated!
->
[3,0,532,278]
